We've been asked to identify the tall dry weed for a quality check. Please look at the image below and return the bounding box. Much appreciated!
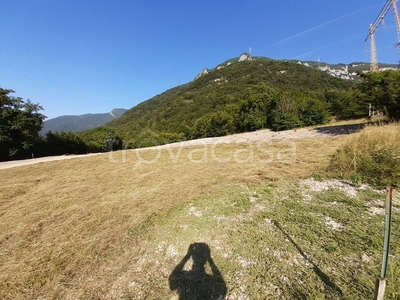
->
[330,123,400,187]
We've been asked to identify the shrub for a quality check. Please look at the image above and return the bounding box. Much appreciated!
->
[269,113,303,131]
[330,123,400,187]
[359,70,400,120]
[191,111,235,138]
[300,98,328,126]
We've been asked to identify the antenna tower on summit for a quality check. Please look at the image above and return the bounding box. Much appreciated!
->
[249,47,252,57]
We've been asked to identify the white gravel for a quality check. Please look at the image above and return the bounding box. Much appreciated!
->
[166,127,335,149]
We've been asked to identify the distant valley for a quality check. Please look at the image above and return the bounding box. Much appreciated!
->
[41,108,127,135]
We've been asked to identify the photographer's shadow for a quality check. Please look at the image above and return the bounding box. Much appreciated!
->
[169,243,227,300]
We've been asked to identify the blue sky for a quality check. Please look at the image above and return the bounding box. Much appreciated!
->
[1,0,399,119]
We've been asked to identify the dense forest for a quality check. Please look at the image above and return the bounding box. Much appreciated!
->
[1,56,399,161]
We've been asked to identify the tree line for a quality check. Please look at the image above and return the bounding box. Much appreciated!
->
[1,69,399,161]
[0,88,123,161]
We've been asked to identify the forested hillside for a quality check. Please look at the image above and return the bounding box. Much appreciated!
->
[2,57,399,160]
[81,57,357,148]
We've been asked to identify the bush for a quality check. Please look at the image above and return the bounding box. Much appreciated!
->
[32,131,89,156]
[330,123,400,187]
[191,111,235,138]
[269,113,303,131]
[329,90,368,120]
[359,70,400,120]
[300,98,328,126]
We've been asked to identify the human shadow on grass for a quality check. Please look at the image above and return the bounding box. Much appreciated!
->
[273,220,343,298]
[169,242,227,300]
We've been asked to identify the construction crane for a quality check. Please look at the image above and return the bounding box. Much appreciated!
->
[364,0,400,71]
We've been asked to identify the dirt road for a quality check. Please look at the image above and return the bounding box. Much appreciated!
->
[0,153,102,170]
[0,123,363,170]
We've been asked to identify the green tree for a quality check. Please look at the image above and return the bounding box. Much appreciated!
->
[39,131,87,155]
[329,89,368,119]
[0,88,45,160]
[267,91,304,131]
[300,98,328,126]
[78,126,123,152]
[358,70,400,120]
[238,84,277,131]
[192,111,235,138]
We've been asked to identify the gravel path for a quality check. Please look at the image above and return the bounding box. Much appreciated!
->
[0,153,102,170]
[160,124,362,148]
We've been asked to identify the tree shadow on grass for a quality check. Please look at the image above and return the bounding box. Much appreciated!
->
[169,242,227,300]
[314,123,365,136]
[273,220,343,298]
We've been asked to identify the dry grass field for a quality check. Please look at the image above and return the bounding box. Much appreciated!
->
[1,123,399,299]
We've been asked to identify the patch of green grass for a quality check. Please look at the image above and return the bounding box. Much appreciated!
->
[222,183,400,299]
[357,189,384,201]
[316,188,364,207]
[311,173,325,181]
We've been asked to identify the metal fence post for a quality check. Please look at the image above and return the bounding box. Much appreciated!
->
[374,186,393,300]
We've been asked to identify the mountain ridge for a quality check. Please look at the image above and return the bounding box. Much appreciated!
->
[194,54,398,81]
[95,56,355,143]
[41,108,127,135]
[74,55,398,150]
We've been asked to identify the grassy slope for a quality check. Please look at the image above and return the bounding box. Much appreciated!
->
[1,124,399,299]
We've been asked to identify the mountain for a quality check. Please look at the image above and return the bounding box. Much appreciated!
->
[41,108,127,135]
[78,55,399,150]
[294,60,398,81]
[85,55,356,145]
